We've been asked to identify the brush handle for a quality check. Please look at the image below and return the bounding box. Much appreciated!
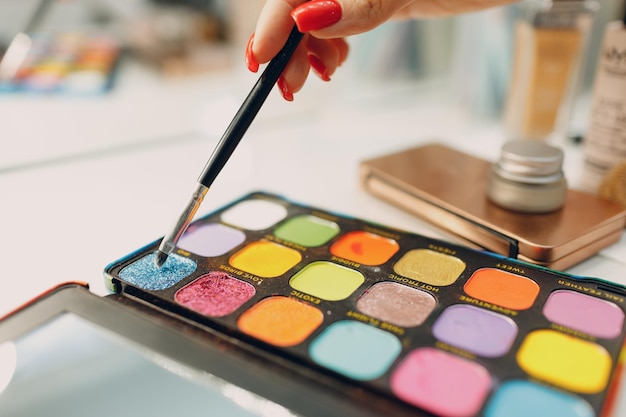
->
[198,26,304,187]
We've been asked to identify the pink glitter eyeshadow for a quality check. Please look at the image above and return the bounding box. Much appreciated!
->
[175,272,255,317]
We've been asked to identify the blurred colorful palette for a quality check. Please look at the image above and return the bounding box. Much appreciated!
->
[0,32,120,95]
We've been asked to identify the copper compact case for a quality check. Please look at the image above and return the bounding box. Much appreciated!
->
[360,143,626,269]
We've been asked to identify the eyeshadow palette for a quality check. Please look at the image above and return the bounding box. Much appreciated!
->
[104,191,626,417]
[0,32,120,95]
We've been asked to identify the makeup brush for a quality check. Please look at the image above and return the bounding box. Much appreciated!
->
[155,26,304,268]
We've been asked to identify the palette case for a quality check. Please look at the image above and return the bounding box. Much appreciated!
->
[2,191,626,417]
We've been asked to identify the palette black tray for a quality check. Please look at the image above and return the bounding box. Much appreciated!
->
[104,191,626,417]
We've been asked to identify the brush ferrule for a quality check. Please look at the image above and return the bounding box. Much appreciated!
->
[157,183,209,259]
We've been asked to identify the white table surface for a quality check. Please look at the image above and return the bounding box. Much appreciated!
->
[1,58,624,318]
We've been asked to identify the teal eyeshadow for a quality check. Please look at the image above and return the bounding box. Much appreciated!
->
[119,252,196,290]
[309,321,401,380]
[484,380,594,417]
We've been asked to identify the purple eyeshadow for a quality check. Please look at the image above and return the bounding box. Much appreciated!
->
[177,223,246,257]
[175,271,256,317]
[543,290,625,339]
[432,304,518,357]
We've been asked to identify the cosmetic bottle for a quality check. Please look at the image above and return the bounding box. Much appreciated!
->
[504,0,599,142]
[581,12,626,194]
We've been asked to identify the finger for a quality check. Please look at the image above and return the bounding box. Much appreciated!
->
[253,0,308,64]
[277,40,311,100]
[306,37,341,80]
[329,38,349,66]
[292,0,414,39]
[395,0,519,18]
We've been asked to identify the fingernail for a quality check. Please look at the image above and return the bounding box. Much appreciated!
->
[277,76,294,101]
[245,33,259,73]
[291,0,342,32]
[308,54,330,81]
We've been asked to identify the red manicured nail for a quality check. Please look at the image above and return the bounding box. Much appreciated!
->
[277,76,294,101]
[245,33,259,73]
[291,0,342,32]
[308,54,330,81]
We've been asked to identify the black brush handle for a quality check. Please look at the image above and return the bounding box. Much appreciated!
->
[198,26,304,186]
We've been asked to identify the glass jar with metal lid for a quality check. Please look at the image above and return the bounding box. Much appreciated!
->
[487,140,567,213]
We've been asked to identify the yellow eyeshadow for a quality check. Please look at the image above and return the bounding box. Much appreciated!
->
[517,329,612,394]
[229,241,301,278]
[393,249,466,286]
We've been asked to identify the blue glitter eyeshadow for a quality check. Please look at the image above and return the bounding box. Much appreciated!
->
[119,252,196,290]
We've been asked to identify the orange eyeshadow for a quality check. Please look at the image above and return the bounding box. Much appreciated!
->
[237,296,324,347]
[330,231,399,266]
[464,268,540,310]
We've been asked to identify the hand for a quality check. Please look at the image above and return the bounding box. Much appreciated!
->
[246,0,518,101]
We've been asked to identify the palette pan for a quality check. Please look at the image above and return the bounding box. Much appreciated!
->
[103,191,626,417]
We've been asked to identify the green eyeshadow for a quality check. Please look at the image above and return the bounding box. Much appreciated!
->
[274,215,340,247]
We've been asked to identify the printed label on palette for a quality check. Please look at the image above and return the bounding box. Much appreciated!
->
[104,191,626,417]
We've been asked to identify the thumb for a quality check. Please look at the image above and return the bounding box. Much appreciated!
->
[291,0,414,38]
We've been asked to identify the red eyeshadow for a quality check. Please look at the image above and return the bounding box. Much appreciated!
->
[175,272,255,317]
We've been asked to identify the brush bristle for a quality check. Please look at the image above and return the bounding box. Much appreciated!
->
[155,250,169,268]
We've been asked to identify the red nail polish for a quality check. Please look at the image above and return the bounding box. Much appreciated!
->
[245,34,259,73]
[277,76,294,101]
[291,0,342,32]
[308,54,330,81]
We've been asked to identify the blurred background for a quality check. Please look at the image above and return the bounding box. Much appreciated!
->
[1,0,623,96]
[0,4,622,105]
[0,0,625,174]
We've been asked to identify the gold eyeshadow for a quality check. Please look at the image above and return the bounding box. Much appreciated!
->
[393,249,466,286]
[105,191,626,417]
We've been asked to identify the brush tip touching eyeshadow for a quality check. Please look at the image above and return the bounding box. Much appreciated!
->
[154,250,168,269]
[119,252,196,290]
